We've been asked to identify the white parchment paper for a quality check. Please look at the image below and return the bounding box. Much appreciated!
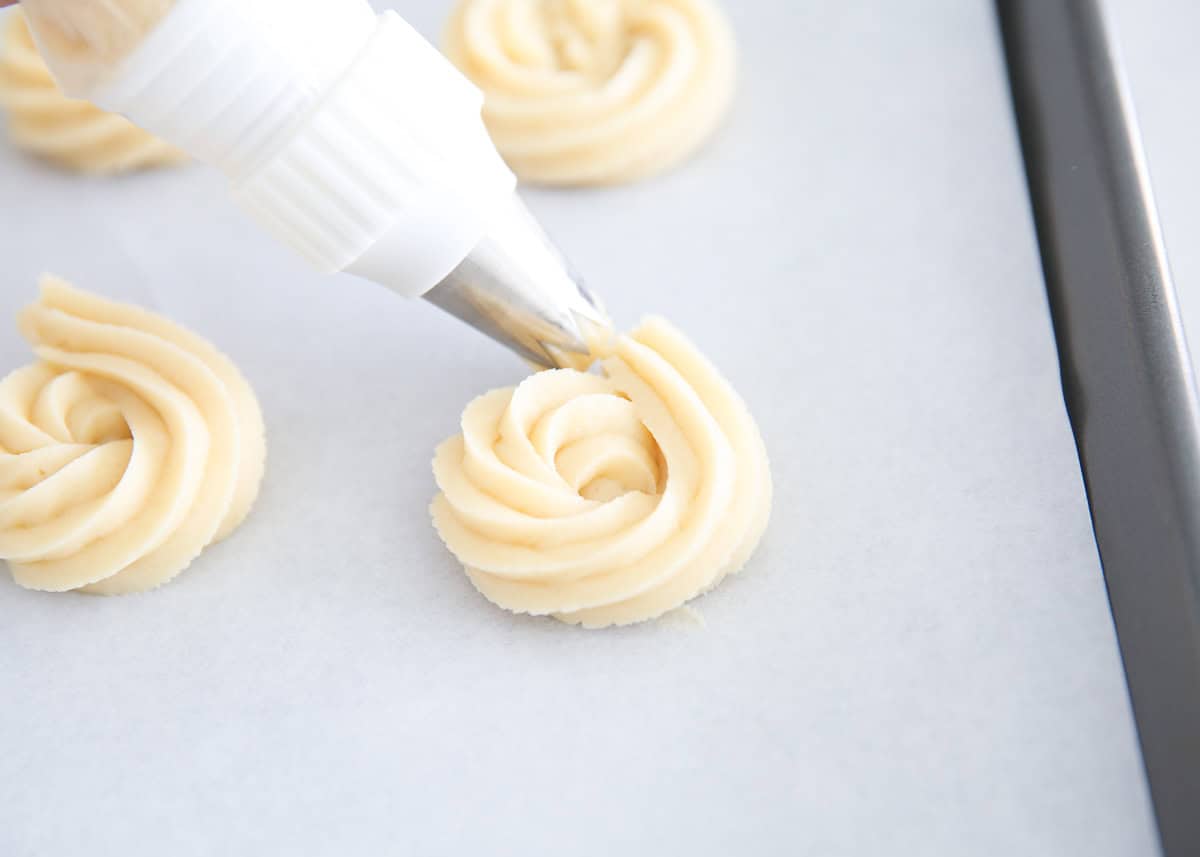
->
[0,2,1160,854]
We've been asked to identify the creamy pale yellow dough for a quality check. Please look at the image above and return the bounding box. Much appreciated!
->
[432,317,770,628]
[444,0,737,185]
[0,277,265,594]
[0,10,184,174]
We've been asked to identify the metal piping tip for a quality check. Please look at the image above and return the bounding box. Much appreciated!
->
[423,194,611,369]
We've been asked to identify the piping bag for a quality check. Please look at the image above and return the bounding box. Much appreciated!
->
[19,0,610,368]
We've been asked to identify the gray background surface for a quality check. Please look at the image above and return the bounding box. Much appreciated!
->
[0,1,1165,855]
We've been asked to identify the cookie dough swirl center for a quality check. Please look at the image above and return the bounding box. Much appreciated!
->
[444,0,737,185]
[0,276,265,594]
[432,317,771,628]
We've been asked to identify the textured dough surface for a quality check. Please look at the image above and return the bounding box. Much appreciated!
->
[0,276,266,594]
[443,0,737,186]
[431,316,770,628]
[0,10,184,174]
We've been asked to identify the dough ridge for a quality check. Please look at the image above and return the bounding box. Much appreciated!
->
[432,316,770,628]
[0,10,184,174]
[444,0,737,185]
[0,276,265,594]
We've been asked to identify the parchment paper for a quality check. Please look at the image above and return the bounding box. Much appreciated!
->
[0,2,1160,854]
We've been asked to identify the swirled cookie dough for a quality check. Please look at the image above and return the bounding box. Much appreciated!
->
[432,317,770,628]
[0,10,184,174]
[443,0,737,186]
[0,276,265,594]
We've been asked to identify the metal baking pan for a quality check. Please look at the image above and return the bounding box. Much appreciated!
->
[997,2,1200,853]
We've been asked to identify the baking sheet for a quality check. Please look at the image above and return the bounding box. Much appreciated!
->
[1112,0,1200,380]
[0,1,1159,854]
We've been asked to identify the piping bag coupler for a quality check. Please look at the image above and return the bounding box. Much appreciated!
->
[30,0,609,368]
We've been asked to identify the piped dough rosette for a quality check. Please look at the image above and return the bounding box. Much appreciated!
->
[432,317,770,628]
[443,0,737,185]
[0,276,265,594]
[0,10,185,174]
